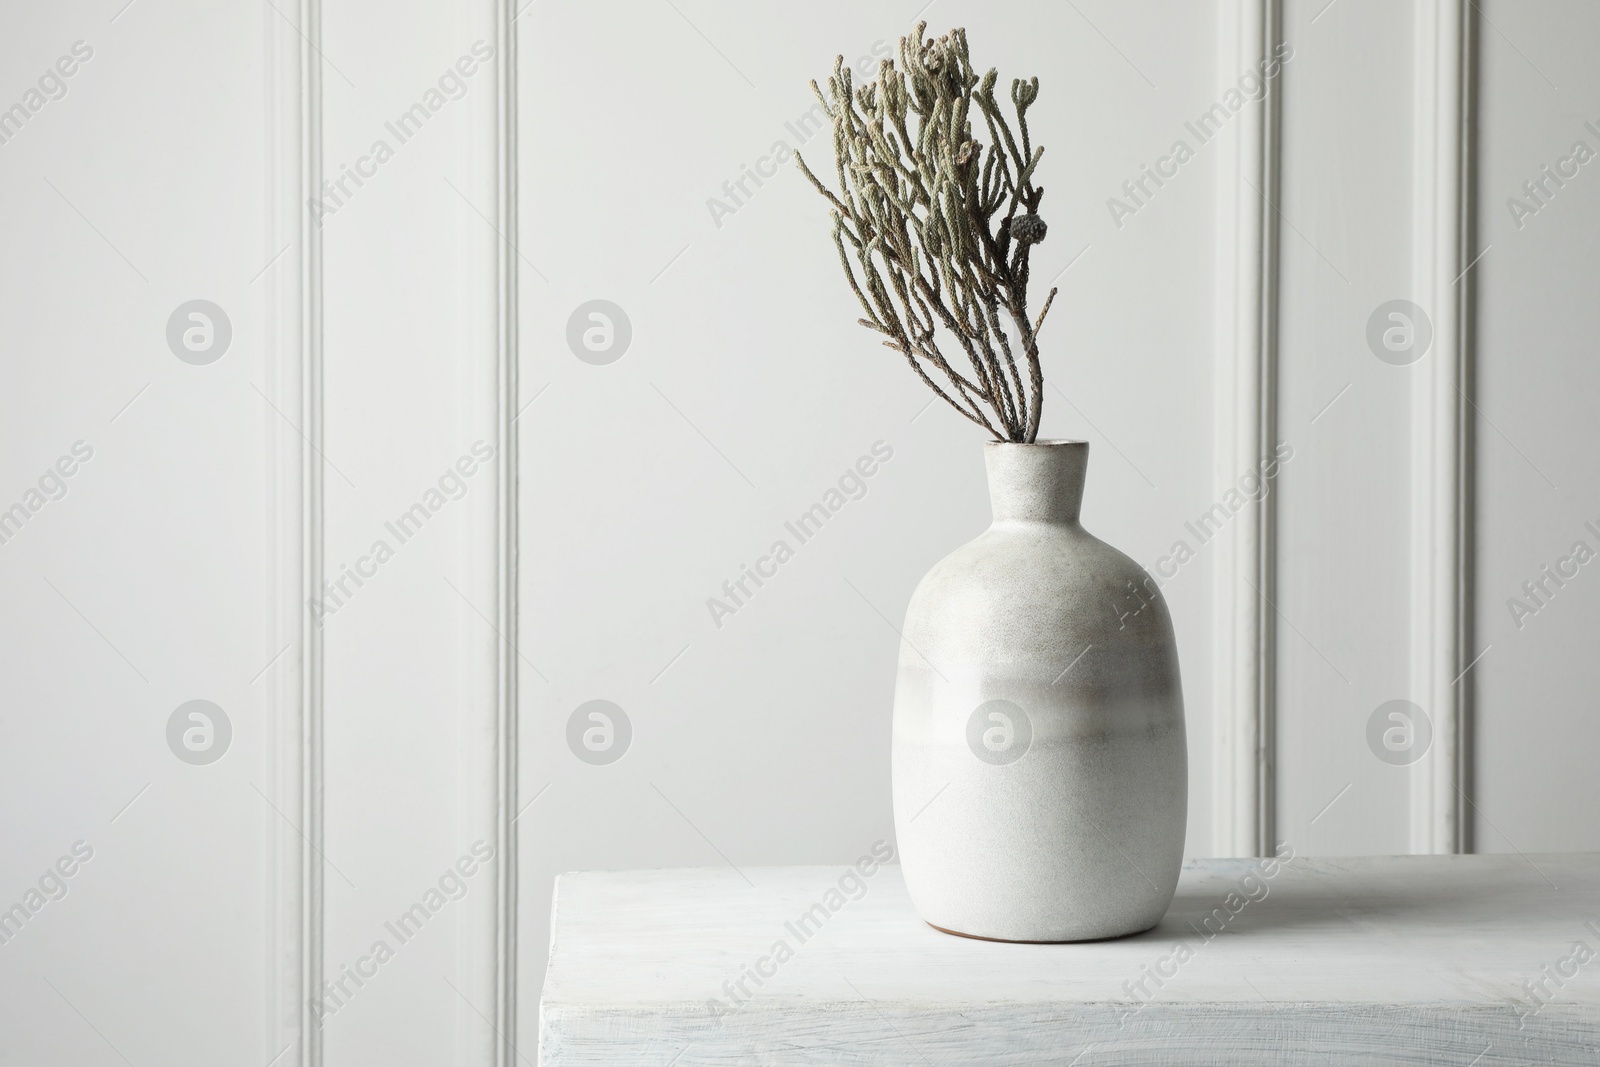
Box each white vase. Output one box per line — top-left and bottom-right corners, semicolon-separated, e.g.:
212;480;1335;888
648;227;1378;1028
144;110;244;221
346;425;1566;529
891;440;1187;941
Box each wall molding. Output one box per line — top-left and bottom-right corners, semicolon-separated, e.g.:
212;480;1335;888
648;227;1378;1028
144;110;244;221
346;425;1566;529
1212;0;1282;859
265;1;323;1064
269;6;521;1061
301;5;326;1063
297;0;326;1060
1410;0;1477;855
492;0;522;1060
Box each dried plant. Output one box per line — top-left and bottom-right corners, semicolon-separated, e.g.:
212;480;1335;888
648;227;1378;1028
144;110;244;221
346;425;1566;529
796;24;1057;443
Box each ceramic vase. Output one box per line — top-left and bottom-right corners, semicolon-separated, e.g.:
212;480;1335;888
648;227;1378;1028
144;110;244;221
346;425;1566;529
891;440;1187;941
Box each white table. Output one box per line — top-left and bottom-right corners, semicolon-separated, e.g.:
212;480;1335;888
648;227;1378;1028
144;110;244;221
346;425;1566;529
540;853;1600;1065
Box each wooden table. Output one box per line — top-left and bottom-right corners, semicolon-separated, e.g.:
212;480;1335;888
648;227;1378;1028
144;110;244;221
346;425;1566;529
540;853;1600;1065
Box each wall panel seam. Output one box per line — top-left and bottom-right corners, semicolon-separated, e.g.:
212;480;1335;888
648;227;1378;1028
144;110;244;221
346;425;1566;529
1410;0;1474;856
1212;0;1282;858
1456;0;1477;856
494;0;521;1060
298;0;325;1060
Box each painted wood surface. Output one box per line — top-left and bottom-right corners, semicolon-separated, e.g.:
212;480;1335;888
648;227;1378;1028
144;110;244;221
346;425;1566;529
541;853;1600;1065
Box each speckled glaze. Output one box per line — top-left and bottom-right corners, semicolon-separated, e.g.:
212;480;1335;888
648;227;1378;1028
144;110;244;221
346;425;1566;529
891;440;1187;942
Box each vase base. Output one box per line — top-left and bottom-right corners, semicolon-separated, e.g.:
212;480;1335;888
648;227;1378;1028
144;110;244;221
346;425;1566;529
925;919;1159;945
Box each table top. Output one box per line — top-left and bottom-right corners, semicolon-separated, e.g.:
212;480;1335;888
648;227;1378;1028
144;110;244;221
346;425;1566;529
540;852;1600;1065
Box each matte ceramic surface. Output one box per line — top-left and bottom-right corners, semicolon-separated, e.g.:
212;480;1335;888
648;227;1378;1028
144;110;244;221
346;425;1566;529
891;441;1187;941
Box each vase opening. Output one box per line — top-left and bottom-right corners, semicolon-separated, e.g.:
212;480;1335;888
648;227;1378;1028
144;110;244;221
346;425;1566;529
983;439;1089;525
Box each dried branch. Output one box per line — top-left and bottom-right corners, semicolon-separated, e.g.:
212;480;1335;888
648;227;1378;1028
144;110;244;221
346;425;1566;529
795;24;1056;442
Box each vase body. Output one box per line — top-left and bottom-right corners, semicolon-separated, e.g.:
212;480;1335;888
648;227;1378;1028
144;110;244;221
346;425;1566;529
891;440;1186;941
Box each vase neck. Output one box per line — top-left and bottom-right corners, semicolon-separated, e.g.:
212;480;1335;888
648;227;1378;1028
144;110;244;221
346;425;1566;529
984;441;1088;525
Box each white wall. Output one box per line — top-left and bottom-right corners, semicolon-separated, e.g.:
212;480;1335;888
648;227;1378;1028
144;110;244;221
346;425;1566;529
1270;0;1600;859
0;2;516;1065
318;2;510;1063
1474;0;1600;853
0;4;281;1064
1273;0;1422;856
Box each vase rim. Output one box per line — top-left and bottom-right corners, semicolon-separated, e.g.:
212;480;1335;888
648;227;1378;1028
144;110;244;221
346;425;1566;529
984;438;1088;448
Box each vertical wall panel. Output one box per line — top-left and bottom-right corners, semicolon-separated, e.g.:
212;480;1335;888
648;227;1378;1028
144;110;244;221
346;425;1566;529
1473;0;1600;854
317;3;513;1062
1273;0;1419;856
0;4;299;1065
